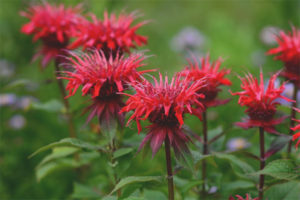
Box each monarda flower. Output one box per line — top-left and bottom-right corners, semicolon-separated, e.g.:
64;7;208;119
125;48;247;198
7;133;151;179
69;11;147;58
231;71;292;133
229;194;258;200
267;27;300;87
121;74;206;157
180;55;231;108
20;3;83;67
292;108;300;148
60;50;151;127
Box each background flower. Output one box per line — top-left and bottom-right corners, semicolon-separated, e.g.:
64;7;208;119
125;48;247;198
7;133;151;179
231;72;292;133
69;11;147;58
20;2;83;67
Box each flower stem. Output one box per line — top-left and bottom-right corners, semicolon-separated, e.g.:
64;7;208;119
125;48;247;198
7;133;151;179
54;60;76;138
287;83;298;155
259;127;265;200
165;137;174;200
202;110;208;195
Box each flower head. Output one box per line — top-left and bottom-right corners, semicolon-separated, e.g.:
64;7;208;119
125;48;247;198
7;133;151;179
180;54;231;107
267;27;300;87
229;194;258;200
292;107;300;148
69;11;147;58
231;71;292;133
60;50;151;127
121;74;206;157
20;2;83;67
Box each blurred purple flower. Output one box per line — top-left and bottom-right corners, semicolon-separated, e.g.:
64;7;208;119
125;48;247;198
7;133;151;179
0;94;17;107
15;96;38;110
0;60;15;78
226;138;250;151
260;26;280;45
9;114;26;130
170;26;206;54
208;186;218;194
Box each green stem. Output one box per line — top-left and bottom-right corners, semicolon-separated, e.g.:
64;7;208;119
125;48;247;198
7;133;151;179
54;60;76;138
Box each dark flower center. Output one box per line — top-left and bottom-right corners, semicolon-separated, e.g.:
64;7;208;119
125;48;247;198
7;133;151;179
42;33;69;49
197;85;219;103
247;106;276;122
149;107;180;127
285;59;300;76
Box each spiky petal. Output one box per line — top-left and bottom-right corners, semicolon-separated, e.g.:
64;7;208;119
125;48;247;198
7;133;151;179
60;50;151;126
180;54;231;107
291;107;300;148
69;11;148;57
231;71;292;133
267;27;300;87
121;74;206;157
229;194;259;200
20;2;83;67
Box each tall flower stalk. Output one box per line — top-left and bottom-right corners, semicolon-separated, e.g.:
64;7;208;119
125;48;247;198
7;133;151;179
122;74;206;199
179;55;231;194
231;71;292;198
20;2;83;138
267;26;300;155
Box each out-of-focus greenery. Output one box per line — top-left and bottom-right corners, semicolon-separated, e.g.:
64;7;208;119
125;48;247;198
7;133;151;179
0;0;300;199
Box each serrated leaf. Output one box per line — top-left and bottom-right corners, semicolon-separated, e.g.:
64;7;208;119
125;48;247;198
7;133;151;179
113;148;133;159
29;138;106;158
110;176;161;195
254;159;299;180
71;183;101;198
31;99;64;112
265;181;300;200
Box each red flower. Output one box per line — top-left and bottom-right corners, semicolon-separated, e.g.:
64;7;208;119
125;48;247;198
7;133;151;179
121;74;206;157
292;107;300;148
267;27;300;87
69;11;148;58
60;50;152;127
231;71;292;133
180;54;231;107
20;3;83;67
229;194;258;200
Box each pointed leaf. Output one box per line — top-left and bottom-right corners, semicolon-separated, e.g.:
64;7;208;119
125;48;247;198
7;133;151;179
110;176;161;195
265;135;292;159
71;183;101;198
31;99;64;112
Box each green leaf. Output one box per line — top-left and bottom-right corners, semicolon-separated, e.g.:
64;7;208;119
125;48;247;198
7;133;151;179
36;158;78;181
181;180;203;194
265;181;300;200
215;153;255;177
3;79;33;90
29;138;106;158
254;159;299;180
110;176;161;195
31;99;64;112
222;180;255;191
113;148;133;159
71;183;101;198
37;146;79;167
144;190;167;200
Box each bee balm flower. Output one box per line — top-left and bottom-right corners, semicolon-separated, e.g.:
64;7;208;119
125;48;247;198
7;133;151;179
292;108;300;148
229;194;258;200
20;3;83;67
60;50;152;127
122;74;206;157
180;55;231;107
69;11;147;58
231;72;292;133
267;27;300;87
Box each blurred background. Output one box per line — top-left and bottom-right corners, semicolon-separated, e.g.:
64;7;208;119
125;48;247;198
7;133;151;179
1;0;300;199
